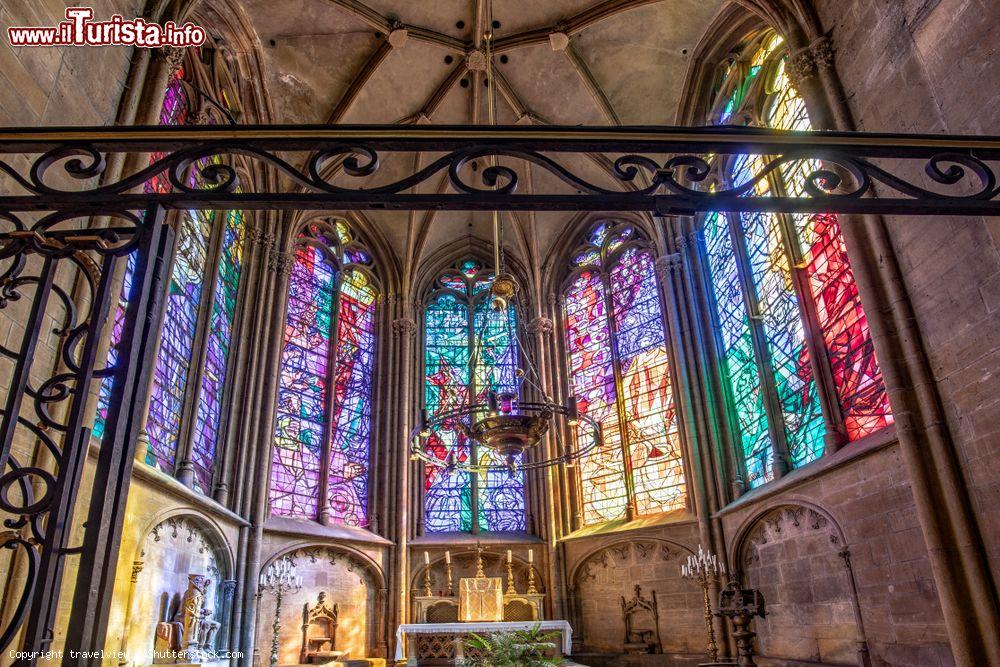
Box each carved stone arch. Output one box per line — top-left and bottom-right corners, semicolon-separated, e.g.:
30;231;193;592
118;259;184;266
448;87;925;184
262;541;387;592
567;537;695;588
728;497;848;575
567;537;702;655
122;510;236;662
728;499;865;665
136;508;235;579
260;542;388;659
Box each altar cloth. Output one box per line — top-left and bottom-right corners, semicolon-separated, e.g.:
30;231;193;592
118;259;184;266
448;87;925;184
394;620;573;660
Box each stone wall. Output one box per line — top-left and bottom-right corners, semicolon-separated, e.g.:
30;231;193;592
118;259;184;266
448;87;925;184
738;506;857;665
126;515;231;664
814;0;1000;587
253;544;380;665
564;521;706;659
0;0;139;126
720;440;953;666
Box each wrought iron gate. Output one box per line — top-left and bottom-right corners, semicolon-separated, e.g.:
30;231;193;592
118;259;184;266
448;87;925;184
0;124;998;664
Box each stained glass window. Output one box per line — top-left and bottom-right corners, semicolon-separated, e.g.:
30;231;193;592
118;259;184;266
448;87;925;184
95;61;249;498
423;260;525;533
270;221;377;526
94;71;188;440
701;31;893;489
564;222;685;524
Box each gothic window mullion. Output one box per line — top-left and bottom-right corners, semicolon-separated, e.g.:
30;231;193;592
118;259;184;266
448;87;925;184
467;286;482;534
723;209;792;479
210;212;251;502
598;266;639;521
317;262;343;525
558;293;587;531
767;172;849;454
696;226;754;493
174;209;226;489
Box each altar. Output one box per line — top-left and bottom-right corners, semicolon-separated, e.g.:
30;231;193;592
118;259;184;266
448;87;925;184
399;544;573;665
395;620;573;665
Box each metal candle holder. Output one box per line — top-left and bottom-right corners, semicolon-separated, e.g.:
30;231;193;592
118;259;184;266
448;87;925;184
259;557;302;667
506;551;517;595
681;545;726;663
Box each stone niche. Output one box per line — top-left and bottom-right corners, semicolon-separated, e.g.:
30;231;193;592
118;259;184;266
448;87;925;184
256;546;381;664
738;505;858;665
572;540;704;656
125;515;233;665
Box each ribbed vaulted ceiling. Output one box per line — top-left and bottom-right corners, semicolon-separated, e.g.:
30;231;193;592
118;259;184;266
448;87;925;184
240;0;726;274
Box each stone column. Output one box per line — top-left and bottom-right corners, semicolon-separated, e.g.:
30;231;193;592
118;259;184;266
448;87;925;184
216;579;237;653
393;314;417;643
236;237;293;666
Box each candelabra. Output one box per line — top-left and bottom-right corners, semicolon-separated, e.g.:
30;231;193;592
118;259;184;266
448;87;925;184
422;552;433;597
526;548;537;594
681;545;726;663
259;558;302;667
717;583;767;667
505;550;517;595
445;551;454;596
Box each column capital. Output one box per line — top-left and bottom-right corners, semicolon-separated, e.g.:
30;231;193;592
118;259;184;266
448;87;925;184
392;317;417;338
157;45;186;70
527;316;555;337
268;249;295;277
131;560;145;583
786;36;835;88
655;253;683;279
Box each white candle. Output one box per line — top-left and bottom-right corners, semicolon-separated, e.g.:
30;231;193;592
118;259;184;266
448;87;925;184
445;550;451;564
507;549;512;563
528;549;534;564
424;551;430;565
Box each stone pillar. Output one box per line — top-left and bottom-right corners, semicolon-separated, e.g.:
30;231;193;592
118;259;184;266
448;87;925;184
393;314;417;644
236;234;292;666
216;579;237;653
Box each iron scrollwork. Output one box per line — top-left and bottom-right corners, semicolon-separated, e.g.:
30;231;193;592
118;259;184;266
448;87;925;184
0;126;997;215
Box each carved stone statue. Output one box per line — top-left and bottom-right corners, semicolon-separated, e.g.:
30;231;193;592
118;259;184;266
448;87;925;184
154;574;222;663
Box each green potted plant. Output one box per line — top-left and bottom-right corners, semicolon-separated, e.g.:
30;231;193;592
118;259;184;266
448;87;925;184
463;624;564;667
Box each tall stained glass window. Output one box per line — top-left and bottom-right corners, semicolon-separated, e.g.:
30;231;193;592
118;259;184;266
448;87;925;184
94;70;189;440
563;222;686;525
95;58;249;497
270;220;378;526
702;31;893;490
423;260;524;533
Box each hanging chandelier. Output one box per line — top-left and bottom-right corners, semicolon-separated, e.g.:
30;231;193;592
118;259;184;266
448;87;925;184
408;3;603;476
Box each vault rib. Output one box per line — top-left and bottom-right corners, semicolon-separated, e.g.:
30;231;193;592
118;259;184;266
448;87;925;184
493;0;665;52
563;41;621;125
326;38;395;124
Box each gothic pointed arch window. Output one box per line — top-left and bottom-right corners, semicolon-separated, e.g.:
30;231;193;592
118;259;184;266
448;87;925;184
700;30;893;490
422;259;525;533
562;221;686;525
94;45;250;497
270;219;379;526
